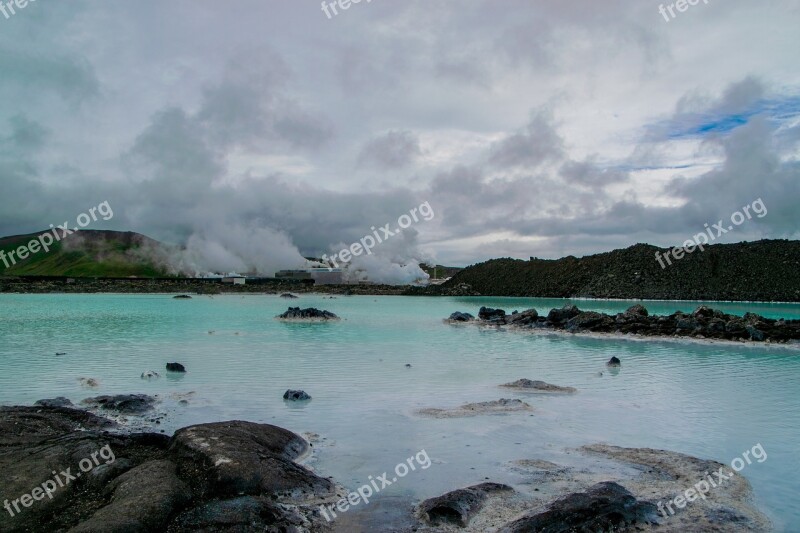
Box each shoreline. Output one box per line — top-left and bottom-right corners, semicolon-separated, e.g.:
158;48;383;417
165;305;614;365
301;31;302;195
4;280;800;305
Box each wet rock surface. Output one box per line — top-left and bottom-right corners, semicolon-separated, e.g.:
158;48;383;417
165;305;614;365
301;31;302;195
417;399;533;418
447;304;800;343
0;406;334;533
500;379;576;393
277;307;339;320
497;481;658;532
284;389;312;401
419;482;513;527
82;394;157;414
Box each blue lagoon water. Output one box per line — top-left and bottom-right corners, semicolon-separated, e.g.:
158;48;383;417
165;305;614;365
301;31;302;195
1;294;799;530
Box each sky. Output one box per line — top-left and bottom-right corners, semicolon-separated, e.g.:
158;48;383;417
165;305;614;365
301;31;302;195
0;0;798;280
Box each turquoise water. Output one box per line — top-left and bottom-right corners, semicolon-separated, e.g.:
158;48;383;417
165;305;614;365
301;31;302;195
1;294;799;531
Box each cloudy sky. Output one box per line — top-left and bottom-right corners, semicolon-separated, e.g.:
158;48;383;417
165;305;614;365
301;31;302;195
1;0;798;278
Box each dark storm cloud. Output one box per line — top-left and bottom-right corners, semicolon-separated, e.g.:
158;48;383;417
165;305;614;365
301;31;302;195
358;130;423;169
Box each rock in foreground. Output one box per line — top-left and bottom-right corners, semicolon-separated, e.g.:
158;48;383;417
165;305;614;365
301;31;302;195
498;481;658;532
0;406;335;533
419;482;513;527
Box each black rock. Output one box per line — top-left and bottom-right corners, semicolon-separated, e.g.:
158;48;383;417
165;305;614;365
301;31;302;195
566;311;615;332
280;293;299;299
34;397;74;408
507;309;539;326
478;307;507;323
420;482;513;527
625;304;649;317
283;390;311;401
277;307;339;320
607;356;621;367
448;311;475;322
166;362;187;372
173;294;193;299
546;305;581;323
83;394;157;414
498;481;658;532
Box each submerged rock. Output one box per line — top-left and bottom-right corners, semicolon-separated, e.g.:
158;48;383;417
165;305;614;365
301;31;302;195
283;390;311;401
141;370;160;379
276;307;339;320
83;394;157;414
498;481;658;532
420;482;513;527
607;356;622;367
500;379;577;393
417;399;533;418
166;362;187;372
280;293;299;299
173;294;193;299
34;396;74;408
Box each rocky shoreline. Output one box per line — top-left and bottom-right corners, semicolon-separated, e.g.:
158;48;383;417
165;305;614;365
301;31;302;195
0;403;771;532
446;304;800;344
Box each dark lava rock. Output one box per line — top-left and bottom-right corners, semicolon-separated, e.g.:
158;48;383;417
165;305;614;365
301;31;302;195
607;356;621;367
280;293;299;299
420;482;513;527
173;294;193;299
693;305;715;318
169;496;306;532
0;405;335;532
566;311;615;332
283;390;311;401
449;305;800;343
448;311;475;322
746;325;766;341
169;421;334;499
166;362;186;372
625;304;649;317
498;481;658;532
546;305;581;324
478;307;507;323
500;379;576;393
70;460;191;533
277;307;339;320
34;396;74;408
83;394;157;414
507;309;539;325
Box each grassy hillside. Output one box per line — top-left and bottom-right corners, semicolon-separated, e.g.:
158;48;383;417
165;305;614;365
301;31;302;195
0;230;175;277
435;240;800;302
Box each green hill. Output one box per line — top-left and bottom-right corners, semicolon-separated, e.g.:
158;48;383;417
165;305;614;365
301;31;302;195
0;230;176;277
